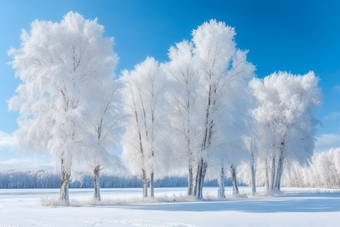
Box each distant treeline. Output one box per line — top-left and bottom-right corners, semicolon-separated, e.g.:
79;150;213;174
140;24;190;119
0;170;232;189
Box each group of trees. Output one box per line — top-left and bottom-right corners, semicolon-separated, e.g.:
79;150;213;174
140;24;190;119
237;148;340;189
9;12;124;204
3;146;339;190
8;12;323;205
281;148;340;188
0;170;225;189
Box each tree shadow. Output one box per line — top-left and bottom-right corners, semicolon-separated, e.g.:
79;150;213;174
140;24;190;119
99;192;340;213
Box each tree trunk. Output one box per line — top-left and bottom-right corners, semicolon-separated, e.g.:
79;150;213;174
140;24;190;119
265;158;270;192
276;157;284;191
60;158;70;205
217;164;225;198
142;169;148;198
199;160;208;199
195;159;202;199
250;162;256;195
230;164;239;195
270;157;276;191
187;165;193;196
193;164;199;197
93;165;101;201
196;158;208;199
149;171;154;198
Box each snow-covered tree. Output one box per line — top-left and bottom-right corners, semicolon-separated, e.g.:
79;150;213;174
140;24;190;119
163;40;200;196
237;148;340;189
250;71;322;192
88;80;126;201
8;12;118;204
121;57;168;198
191;20;255;199
281;148;340;188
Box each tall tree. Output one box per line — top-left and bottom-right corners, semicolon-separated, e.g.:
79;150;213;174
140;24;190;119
163;40;200;196
8;12;118;204
250;71;322;192
192;20;255;199
121;57;168;198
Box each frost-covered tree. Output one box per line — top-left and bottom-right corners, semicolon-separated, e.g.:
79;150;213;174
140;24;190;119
237;148;340;189
88;80;126;201
250;71;322;192
191;20;255;199
8;12;118;204
163;40;200;196
281;148;340;188
121;57;168;198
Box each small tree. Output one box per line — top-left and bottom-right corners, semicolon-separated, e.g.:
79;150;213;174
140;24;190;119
89;80;126;201
8;12;117;204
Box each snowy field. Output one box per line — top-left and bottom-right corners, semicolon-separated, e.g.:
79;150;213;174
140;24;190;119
0;187;339;227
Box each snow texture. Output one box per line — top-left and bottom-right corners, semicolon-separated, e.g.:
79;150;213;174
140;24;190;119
0;187;339;227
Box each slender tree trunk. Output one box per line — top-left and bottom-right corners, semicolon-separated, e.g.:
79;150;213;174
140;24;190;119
218;164;225;198
250;162;256;195
186;106;193;197
187;165;193;196
142;169;148;198
93;164;101;201
195;159;202;199
265;158;270;192
250;139;257;195
200;161;208;198
193;164;199;197
196;74;213;200
274;140;285;191
149;171;154;198
196;158;208;199
60;158;70;205
276;157;284;191
230;164;239;195
270;157;276;191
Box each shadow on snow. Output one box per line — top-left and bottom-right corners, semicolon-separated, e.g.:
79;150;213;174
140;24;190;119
97;192;340;213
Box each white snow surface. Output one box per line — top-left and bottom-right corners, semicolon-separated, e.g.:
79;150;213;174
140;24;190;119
1;186;339;227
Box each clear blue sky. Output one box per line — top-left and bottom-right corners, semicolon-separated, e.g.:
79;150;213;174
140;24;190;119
0;0;339;170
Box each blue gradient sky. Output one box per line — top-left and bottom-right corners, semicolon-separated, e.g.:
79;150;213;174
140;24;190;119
0;0;339;170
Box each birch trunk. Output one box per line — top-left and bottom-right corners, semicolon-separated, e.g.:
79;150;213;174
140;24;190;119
93;165;101;201
265;158;270;192
187;165;193;196
196;71;213;199
276;157;284;191
250;139;257;195
276;140;285;191
217;164;225;198
195;159;202;199
200;161;208;198
250;162;256;195
193;164;199;197
60;158;70;205
270;157;276;191
231;164;239;195
142;169;148;198
149;172;154;198
196;158;207;199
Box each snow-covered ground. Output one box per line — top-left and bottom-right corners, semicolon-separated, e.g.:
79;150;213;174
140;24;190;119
1;186;339;227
